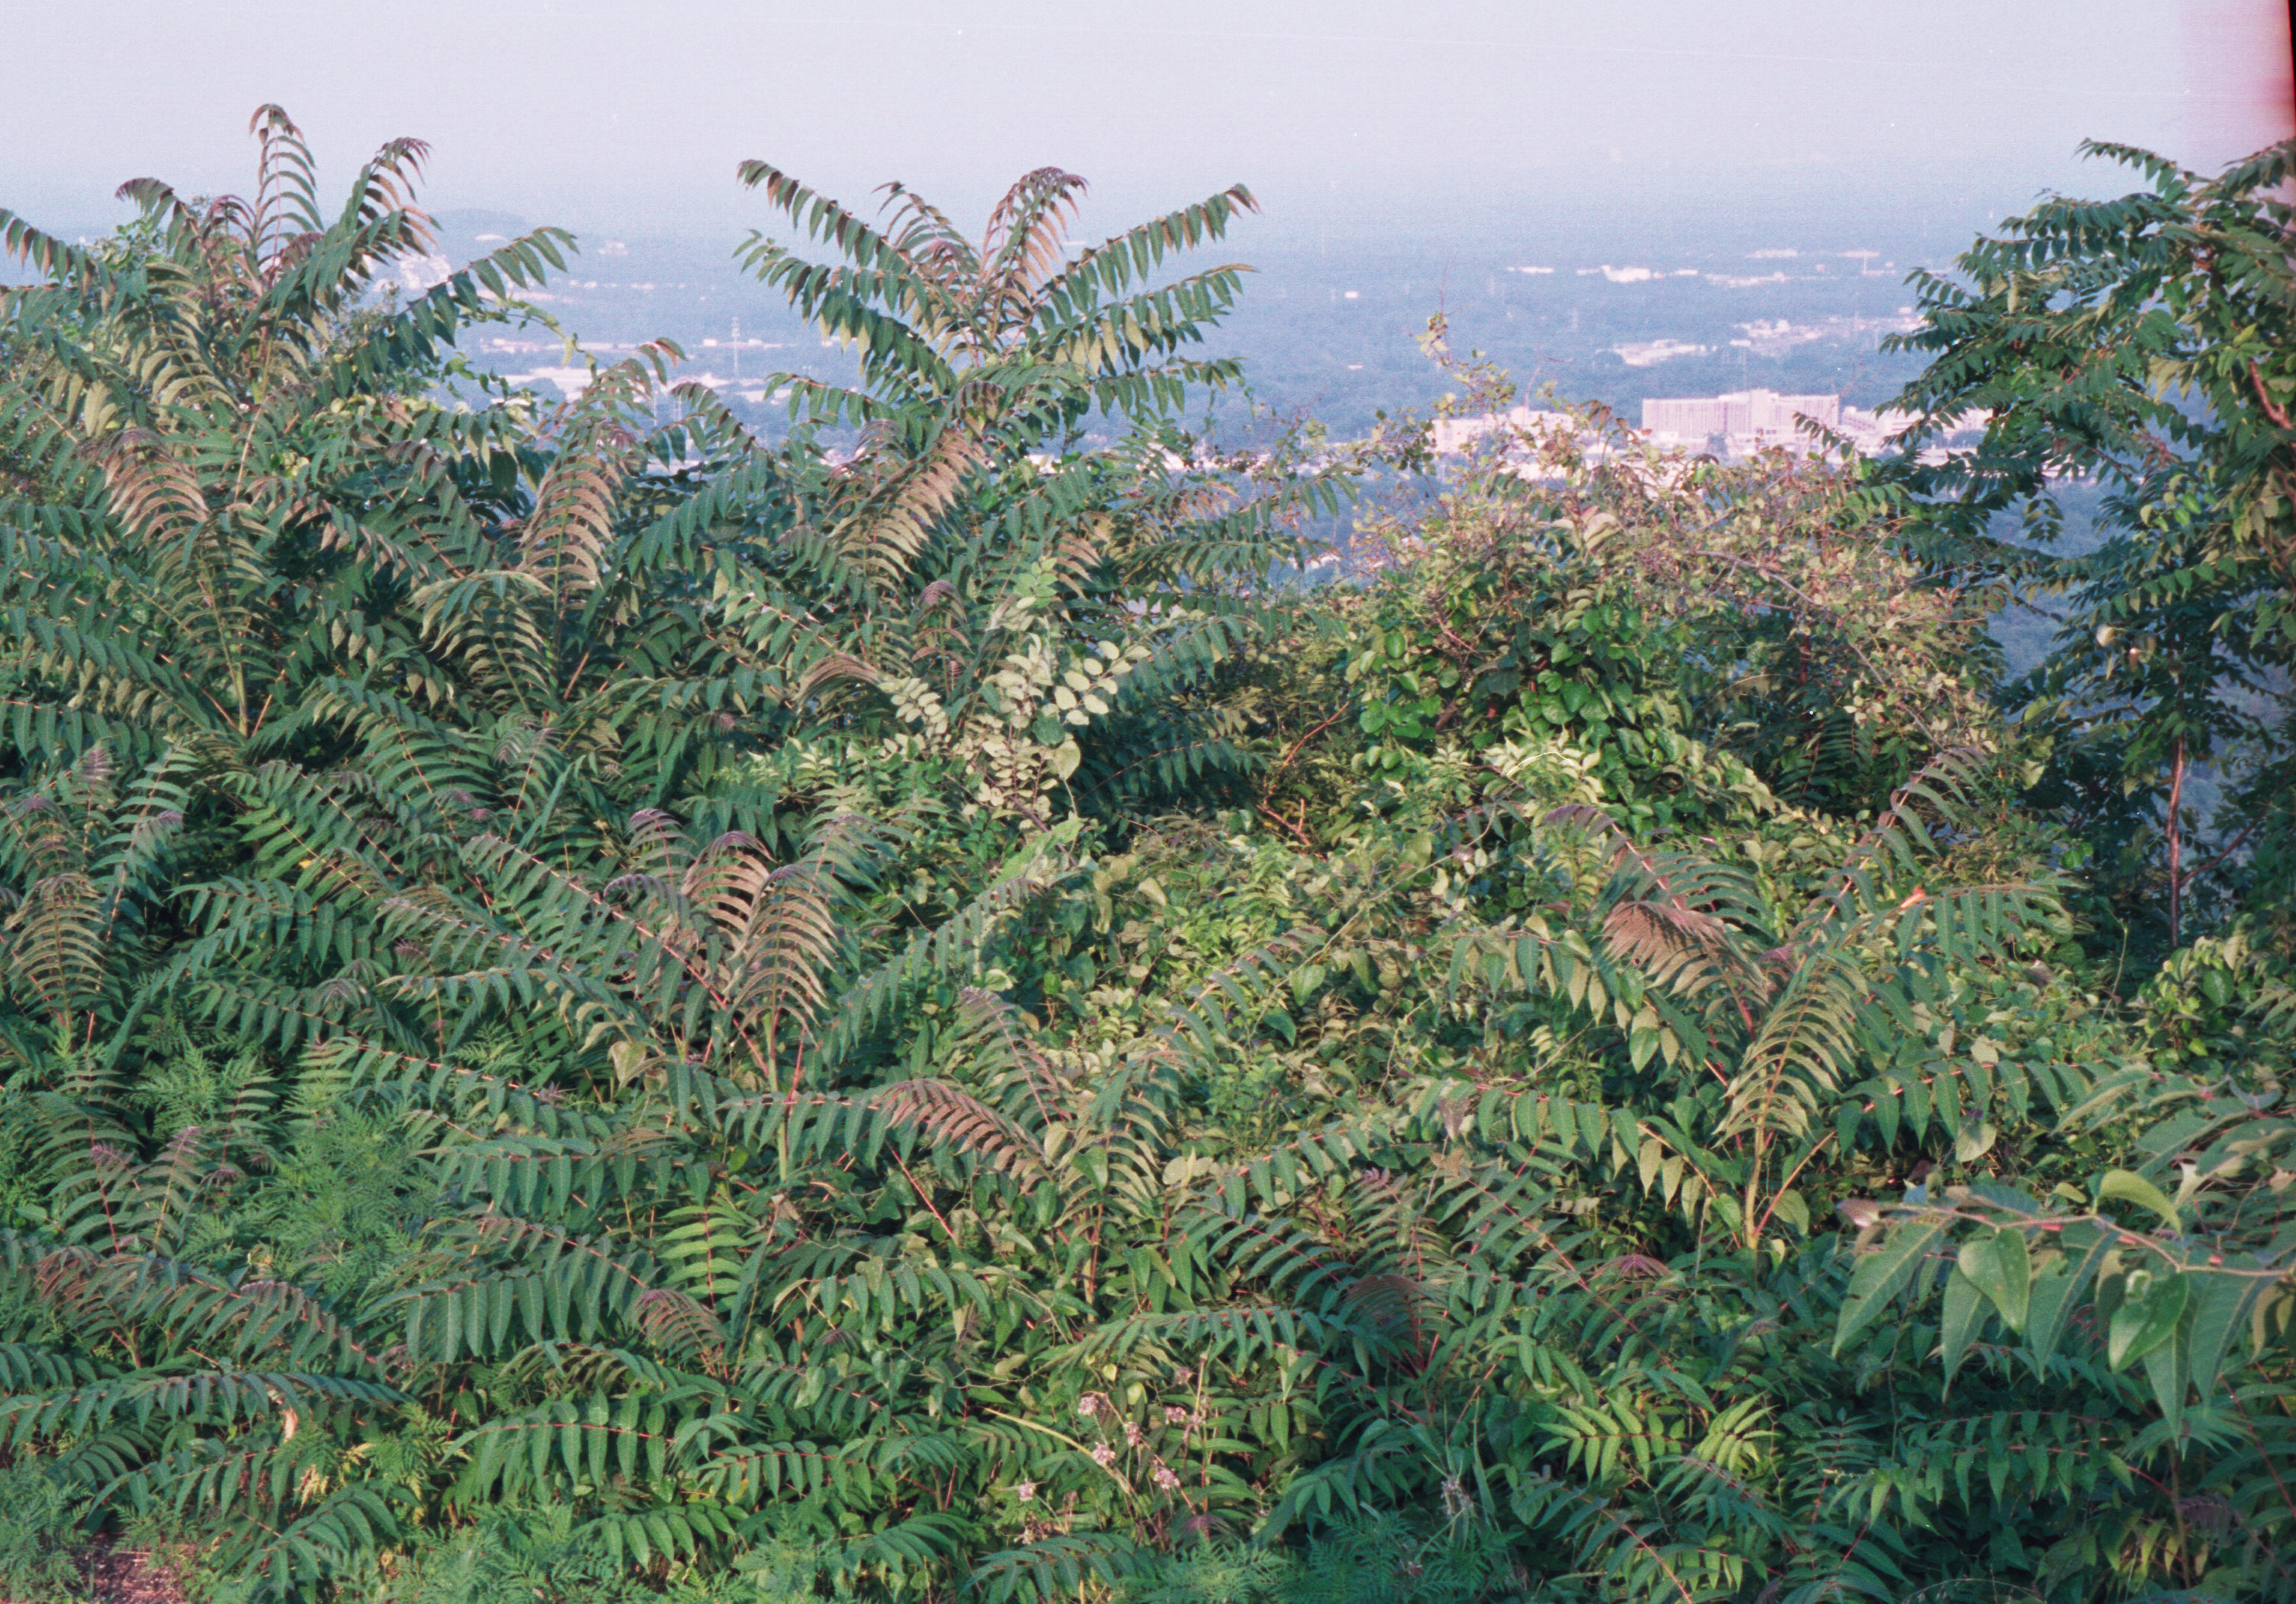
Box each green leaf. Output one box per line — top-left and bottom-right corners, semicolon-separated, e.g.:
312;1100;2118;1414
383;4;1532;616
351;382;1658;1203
2186;1267;2273;1401
1835;1218;1949;1355
1940;1266;1985;1389
1958;1228;2031;1333
609;1040;648;1087
2023;1228;2115;1379
1771;1189;1811;1236
2107;1270;2188;1371
2098;1169;2181;1232
2140;1323;2188;1433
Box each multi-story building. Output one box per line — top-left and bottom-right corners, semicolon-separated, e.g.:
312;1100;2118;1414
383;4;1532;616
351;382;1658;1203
1430;405;1574;456
1642;390;1841;447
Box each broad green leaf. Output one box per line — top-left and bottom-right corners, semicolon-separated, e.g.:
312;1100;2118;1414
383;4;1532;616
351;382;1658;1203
1940;1266;1985;1389
2257;1289;2296;1361
2098;1169;2181;1231
609;1040;649;1087
2107;1270;2188;1371
2186;1267;2274;1401
1959;1228;2031;1333
1772;1189;1811;1236
2023;1228;2115;1380
2140;1323;2188;1434
1835;1218;1949;1355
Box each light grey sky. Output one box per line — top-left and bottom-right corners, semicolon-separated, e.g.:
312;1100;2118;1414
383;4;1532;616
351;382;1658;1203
2;1;2288;241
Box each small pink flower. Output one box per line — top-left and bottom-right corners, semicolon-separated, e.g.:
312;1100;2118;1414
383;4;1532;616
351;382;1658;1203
1152;1462;1182;1491
1090;1442;1116;1466
1015;1481;1036;1503
1164;1406;1189;1425
1076;1395;1101;1418
1123;1421;1144;1447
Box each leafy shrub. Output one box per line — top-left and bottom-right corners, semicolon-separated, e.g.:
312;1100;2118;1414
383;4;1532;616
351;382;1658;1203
0;1456;82;1600
0;109;2289;1604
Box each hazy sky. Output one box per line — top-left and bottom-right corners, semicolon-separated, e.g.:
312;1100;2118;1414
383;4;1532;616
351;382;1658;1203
2;1;2289;245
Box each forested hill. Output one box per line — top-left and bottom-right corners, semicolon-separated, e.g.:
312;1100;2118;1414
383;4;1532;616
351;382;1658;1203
0;111;2292;1604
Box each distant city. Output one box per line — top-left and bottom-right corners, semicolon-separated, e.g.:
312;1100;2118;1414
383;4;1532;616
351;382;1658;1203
373;209;1971;442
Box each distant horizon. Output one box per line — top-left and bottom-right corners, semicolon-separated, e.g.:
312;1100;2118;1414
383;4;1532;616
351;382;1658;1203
15;142;2268;249
20;165;2189;290
5;1;2286;257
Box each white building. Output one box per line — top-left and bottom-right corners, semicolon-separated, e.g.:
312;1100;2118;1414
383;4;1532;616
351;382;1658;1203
1641;390;1841;449
1639;394;1992;459
1430;406;1576;456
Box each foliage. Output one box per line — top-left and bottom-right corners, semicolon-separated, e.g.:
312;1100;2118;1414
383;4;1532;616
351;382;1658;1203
0;1455;83;1598
1879;136;2296;957
0;113;2289;1604
1311;322;2009;846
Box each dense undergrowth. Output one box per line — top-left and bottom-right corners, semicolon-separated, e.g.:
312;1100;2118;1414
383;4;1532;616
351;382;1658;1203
0;109;2292;1603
